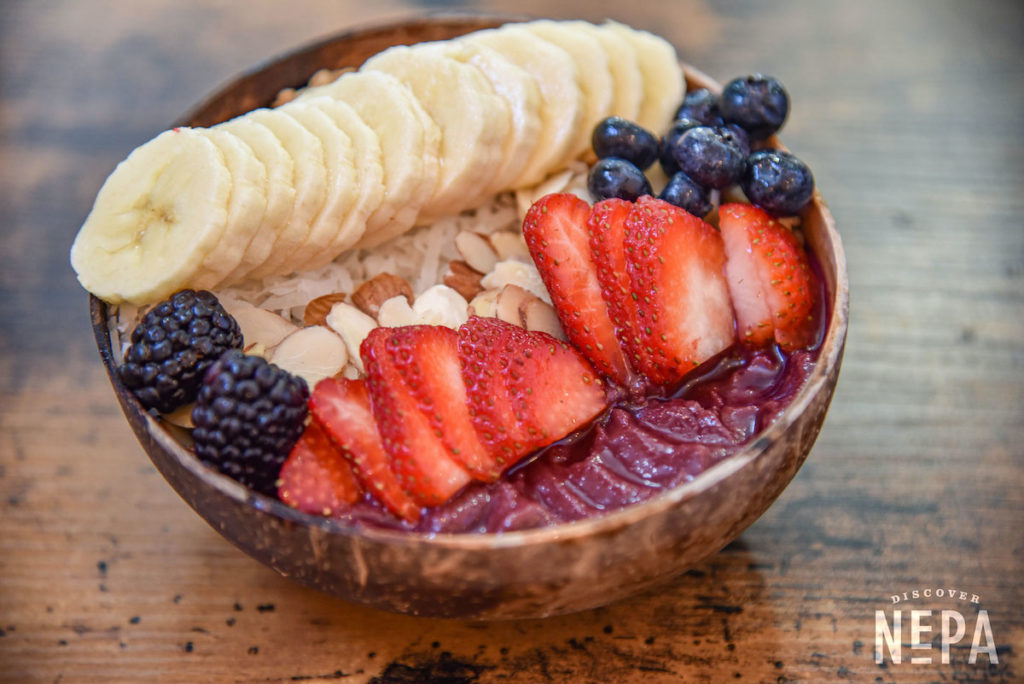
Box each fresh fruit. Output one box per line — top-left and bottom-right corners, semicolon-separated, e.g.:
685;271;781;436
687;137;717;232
588;158;652;201
277;420;361;516
657;117;703;176
522;193;630;384
658;171;713;217
192;350;309;496
718;74;789;141
602;20;684;136
310;377;421;521
718;203;818;349
624;197;736;385
567;20;643;123
458;316;608;459
673;88;723;127
671;126;746;190
591;116;658;169
361;327;473;505
586;197;639;372
741;149;815;217
119;289;243;413
69;128;233;304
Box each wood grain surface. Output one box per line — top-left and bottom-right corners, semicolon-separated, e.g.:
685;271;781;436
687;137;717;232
1;0;1021;682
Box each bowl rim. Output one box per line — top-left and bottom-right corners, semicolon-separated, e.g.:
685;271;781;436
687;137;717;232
90;14;850;552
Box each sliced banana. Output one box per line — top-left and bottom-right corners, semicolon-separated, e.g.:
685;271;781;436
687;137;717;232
192;128;268;290
521;20;614;165
213;117;297;286
303;71;441;248
602;20;684;135
274;101;359;275
362;45;511;221
70;128;231;304
240;108;328;279
570;20;643;122
303;97;385;269
463;25;583;188
416;40;542;198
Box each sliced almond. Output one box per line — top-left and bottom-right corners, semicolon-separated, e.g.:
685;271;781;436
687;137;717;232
269;325;348;389
308;68;342;88
495;284;532;327
412;285;469;329
324;302;377;373
303;292;348;327
377;295;419;328
351;272;413;319
443;260;484;301
488;231;531;262
468;289;500;318
481;259;551;303
218;297;298;350
272;87;297;107
162;403;195;429
455;230;498;274
521;297;566;341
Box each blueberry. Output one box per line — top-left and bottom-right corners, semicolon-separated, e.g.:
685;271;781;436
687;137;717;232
719;74;789;141
741;149;815;216
674;88;723;126
658;117;703;176
721;123;751;157
672;126;746;190
592;116;659;170
588;158;652;201
658;172;712;217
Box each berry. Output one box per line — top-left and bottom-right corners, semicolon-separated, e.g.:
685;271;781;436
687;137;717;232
591;116;659;170
741;149;815;216
587;158;652;202
718;74;789;141
118;289;242;413
673;126;746;190
673;88;723;126
277;421;362;516
523;193;630;385
587;198;640;377
192;350;308;496
361;327;472;506
624;197;736;385
658;117;703;176
722;123;751;158
310;377;420;522
658;171;712;217
719;203;818;350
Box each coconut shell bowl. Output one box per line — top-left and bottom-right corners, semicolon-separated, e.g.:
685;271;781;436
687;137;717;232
89;15;849;620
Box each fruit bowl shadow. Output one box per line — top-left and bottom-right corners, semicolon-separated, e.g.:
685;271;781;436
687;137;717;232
89;15;848;620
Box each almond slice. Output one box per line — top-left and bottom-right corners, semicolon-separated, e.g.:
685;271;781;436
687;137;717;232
303;292;348;327
443;260;484;301
455;230;498;274
468;289;500;318
481;259;551;303
269;325;348;389
412;285;469;329
377;295;419;328
488;231;531;262
351;272;413;318
495;284;532;327
325;302;377;373
521;297;566;341
218;297;298;350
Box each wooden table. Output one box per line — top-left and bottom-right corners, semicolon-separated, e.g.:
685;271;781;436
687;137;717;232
2;1;1021;681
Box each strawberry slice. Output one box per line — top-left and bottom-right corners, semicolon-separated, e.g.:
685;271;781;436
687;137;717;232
624;196;736;385
277;420;361;516
361;327;472;506
523;193;630;386
309;377;420;522
587;197;641;374
719;203;818;350
384;325;499;482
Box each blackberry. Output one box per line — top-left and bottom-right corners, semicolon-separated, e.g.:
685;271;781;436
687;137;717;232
192;350;309;496
119;289;243;413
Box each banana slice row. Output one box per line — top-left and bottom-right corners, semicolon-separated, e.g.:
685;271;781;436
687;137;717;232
71;20;683;305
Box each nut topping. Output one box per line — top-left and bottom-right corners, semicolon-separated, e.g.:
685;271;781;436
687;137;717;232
351;273;413;319
303;292;348;327
443;260;484;301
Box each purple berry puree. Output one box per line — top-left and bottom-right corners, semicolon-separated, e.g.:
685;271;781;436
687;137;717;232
337;258;829;535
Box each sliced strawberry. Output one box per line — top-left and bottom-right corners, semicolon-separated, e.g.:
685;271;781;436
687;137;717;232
523;193;630;385
587;197;641;374
458;316;534;470
719;203;818;350
309;377;420;522
384;325;499;482
624;196;736;385
361;327;472;506
278;420;361;516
